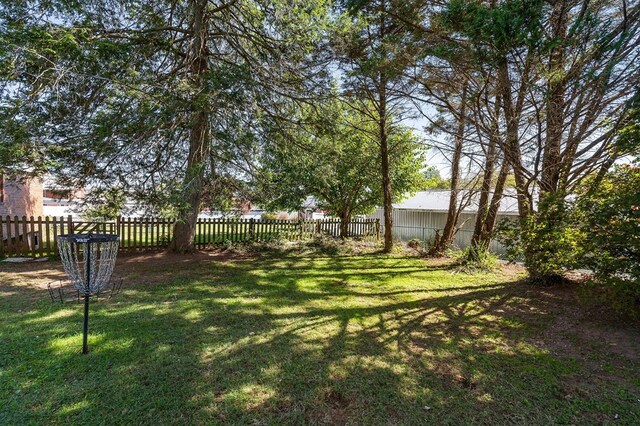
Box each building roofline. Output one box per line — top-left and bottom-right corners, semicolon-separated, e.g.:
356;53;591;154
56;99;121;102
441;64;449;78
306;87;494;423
391;207;520;215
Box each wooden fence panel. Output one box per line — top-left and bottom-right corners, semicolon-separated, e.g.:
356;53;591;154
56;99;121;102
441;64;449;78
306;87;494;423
1;216;379;258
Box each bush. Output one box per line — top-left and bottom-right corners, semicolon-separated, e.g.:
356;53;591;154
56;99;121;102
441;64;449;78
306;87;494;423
496;165;639;314
454;241;498;272
574;165;640;315
497;192;583;284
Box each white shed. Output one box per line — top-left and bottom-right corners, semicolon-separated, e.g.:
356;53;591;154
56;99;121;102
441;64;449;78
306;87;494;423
367;190;520;253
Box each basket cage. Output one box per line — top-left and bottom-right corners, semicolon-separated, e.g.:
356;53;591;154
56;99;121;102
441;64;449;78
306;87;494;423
57;234;119;296
47;278;124;304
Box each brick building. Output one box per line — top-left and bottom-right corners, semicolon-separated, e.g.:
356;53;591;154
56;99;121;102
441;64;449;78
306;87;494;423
0;175;43;218
1;175;43;252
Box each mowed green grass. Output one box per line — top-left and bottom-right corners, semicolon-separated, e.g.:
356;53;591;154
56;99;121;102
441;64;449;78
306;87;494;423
1;251;639;425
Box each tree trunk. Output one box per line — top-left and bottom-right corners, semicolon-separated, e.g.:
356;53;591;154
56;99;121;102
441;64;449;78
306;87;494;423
498;61;530;218
430;82;467;255
476;160;510;247
471;94;501;246
471;144;496;246
379;78;393;253
339;212;351;239
541;0;567;195
171;0;210;253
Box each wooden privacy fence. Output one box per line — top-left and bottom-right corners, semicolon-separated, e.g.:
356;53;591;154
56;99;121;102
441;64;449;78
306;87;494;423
0;216;380;258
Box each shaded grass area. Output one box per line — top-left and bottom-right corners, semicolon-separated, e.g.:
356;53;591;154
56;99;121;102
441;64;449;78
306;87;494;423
1;251;639;425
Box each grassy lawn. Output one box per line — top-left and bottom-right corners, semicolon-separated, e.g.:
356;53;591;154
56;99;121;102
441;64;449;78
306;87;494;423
1;248;639;424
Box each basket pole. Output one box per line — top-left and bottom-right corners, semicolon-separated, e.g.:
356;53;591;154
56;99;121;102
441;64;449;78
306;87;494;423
82;242;91;354
82;294;90;354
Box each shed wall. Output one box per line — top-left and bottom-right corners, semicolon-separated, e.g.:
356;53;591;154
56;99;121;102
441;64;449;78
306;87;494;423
367;208;516;254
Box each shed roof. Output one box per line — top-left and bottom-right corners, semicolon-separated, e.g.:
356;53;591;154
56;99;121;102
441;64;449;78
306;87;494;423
393;190;520;214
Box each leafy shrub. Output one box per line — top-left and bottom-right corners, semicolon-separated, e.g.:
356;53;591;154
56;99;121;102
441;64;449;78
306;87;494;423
574;165;640;315
497;192;583;284
454;241;498;272
496;165;640;314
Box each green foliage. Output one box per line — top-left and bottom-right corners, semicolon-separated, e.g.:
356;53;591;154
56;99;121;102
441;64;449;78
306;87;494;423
260;212;279;221
455;242;499;273
436;0;544;60
0;0;334;212
422;165;449;189
616;91;640;158
497;193;582;283
497;163;639;314
257;99;426;221
575;165;640;315
82;188;127;221
338;0;427;81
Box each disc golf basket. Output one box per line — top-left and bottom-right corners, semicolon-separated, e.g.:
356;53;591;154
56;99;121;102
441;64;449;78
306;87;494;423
56;234;120;354
47;277;124;303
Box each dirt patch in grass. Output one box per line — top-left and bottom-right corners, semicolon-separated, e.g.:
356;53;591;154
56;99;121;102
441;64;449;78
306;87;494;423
497;278;640;391
117;248;249;264
0;249;251;288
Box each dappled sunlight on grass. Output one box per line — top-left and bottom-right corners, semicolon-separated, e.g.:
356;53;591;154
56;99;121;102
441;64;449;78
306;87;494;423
58;400;90;416
26;308;77;324
1;252;639;424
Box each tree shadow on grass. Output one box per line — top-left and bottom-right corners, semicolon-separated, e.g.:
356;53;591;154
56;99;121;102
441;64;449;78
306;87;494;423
1;254;638;425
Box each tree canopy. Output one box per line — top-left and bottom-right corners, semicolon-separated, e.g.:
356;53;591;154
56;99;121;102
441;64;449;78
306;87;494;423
0;0;638;293
256;99;426;237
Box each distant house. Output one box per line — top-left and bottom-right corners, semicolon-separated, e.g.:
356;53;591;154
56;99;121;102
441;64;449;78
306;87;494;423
298;196;327;220
368;189;519;253
0;175;43;218
0;175;43;251
42;187;84;219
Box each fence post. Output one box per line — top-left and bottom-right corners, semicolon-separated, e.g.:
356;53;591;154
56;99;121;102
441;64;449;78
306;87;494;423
375;219;380;241
249;218;255;241
67;215;74;235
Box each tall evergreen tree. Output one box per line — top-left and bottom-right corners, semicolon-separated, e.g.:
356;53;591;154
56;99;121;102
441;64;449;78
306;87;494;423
437;0;640;279
335;0;426;252
0;0;333;252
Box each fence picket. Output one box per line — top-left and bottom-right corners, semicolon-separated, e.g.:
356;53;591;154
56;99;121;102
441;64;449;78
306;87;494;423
0;216;378;258
4;216;11;256
0;216;4;258
36;216;43;257
29;216;36;257
144;217;149;249
148;217;153;250
136;217;141;251
52;216;60;255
